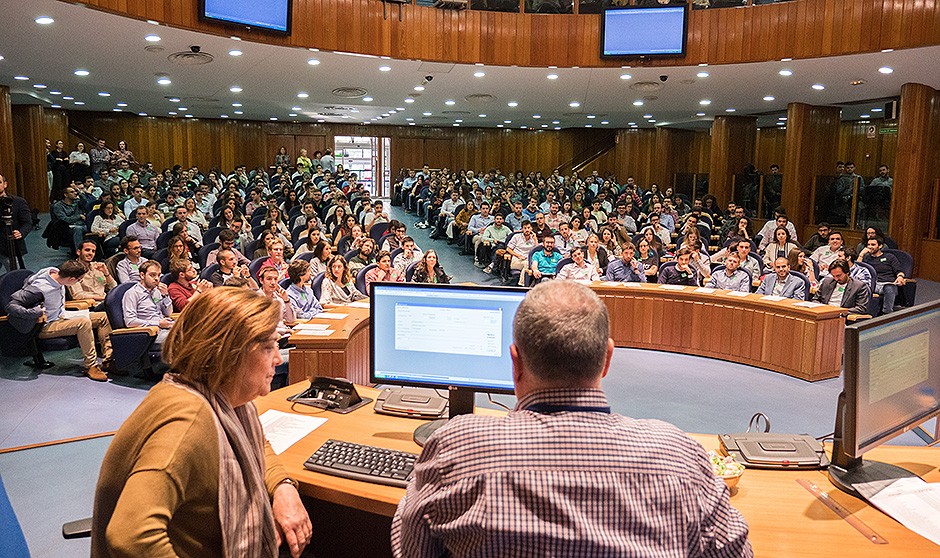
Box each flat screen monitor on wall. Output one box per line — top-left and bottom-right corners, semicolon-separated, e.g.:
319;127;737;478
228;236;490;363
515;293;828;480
201;0;292;34
601;6;688;58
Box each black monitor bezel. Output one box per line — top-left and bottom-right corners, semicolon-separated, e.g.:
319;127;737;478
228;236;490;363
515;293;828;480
369;281;527;395
842;299;940;457
599;5;689;59
199;0;293;36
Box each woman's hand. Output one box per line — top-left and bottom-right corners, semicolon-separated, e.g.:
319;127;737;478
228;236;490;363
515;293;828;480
272;483;312;558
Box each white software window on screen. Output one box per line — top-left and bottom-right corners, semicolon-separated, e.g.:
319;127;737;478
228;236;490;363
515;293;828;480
394;303;502;358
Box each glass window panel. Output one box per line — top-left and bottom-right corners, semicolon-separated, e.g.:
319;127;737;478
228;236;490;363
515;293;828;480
470;0;520;12
856;175;892;232
525;0;572;13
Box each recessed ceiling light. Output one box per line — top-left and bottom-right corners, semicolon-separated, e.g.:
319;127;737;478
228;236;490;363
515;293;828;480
725;108;736;112
696;112;706;117
648;120;656;123
859;119;870;124
547;74;559;80
231;102;242;107
144;34;161;42
860;114;871;118
620;74;632;80
231;36;241;41
533;114;541;119
699;99;711;105
633;100;644;106
697;71;710;78
50;104;61;109
423;112;432;116
270;117;278;121
585;125;592;128
13;76;28;81
33;84;46;89
763;95;775;101
185;114;193;118
363;97;374;102
147;20;160;25
587;114;596;119
307;58;320;66
778;116;787;120
781;58;793;62
74;101;84;105
234;110;243;114
478;114;487;118
228;50;243;56
497;124;504;128
138;112;148;116
878;66;894;74
157;77;172;85
229;86;242;93
453;123;459;127
881;49;894;53
554;126;561;130
569;101;580;107
117;102;128;107
112;108;122;112
508;101;518;107
406;117;414;121
643;114;653;119
445;100;456;106
521;126;528;129
168;111;177;115
779;69;793;76
169;97;181;102
396;107;405;111
50;91;61;95
288;113;298;117
379;65;392;72
504;120;512;124
388;110;397;114
414;85;425;91
178;107;188;111
409;122;415;126
317;119;325;123
872;108;883;112
291;106;301;111
777;122;786;126
698;63;708;67
455;119;463;123
551;120;560;124
98;92;111;97
474;71;485;78
812;83;825;90
220;114;229;118
542;124;548;128
405;97;415;103
62;96;73;100
297;92;309;98
35;16;54;25
74;69;90;77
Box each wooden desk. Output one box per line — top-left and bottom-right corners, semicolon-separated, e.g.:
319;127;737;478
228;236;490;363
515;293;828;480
256;385;940;558
287;284;846;386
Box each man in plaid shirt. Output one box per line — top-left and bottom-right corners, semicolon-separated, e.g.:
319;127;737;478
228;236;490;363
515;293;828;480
392;281;752;558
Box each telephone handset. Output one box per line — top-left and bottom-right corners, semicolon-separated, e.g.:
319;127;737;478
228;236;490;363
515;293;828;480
287;376;372;414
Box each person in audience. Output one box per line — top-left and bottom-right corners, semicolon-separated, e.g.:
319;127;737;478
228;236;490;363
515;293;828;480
802;223;832;253
285;260;324;319
815;259;872;315
263;207;290;238
641;213;672;247
115;236;148;284
393;237;423;276
603;242;645;283
362;199;390;233
636;237;660;281
705;252;750;292
184;197;208;230
529;235;562;285
450;201;475;244
756;257;806;300
466;202;495;262
209;248;257;289
365;250;399;293
206;229;251;267
556;247;600;282
553;221;578;257
412;250;451;284
292;227;324;261
392;280;752;557
600;228;622;258
381;221;408;252
810;230;843;274
123;185;148;218
167;259;212;312
659;247;699;286
253;230;276;260
166;234;194;271
478;213;511;272
69;240;117;307
499;220;538;278
261;239;289;281
126;207;159;258
761;226;800;268
856;226;890;258
757;212;799;251
349;237;377;276
91;200;122;255
584;234;609;277
122;260;174;347
320;255;367;307
94;287;312;558
788;248;818;290
172;206;204;248
309;241;334;276
51;185;87;250
568;215;590;246
841;246;872;286
7;260;114;381
861;236;906;314
256;265;296;329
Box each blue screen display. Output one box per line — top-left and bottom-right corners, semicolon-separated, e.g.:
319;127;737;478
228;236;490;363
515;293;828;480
371;283;527;392
204;0;290;33
602;7;686;56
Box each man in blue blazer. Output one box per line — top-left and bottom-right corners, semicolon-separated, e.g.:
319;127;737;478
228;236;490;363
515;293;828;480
756;257;806;300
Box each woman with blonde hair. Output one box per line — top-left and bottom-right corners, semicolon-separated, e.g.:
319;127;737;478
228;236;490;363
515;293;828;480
92;288;312;557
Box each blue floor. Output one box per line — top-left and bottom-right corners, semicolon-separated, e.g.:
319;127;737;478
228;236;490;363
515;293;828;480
1;208;938;556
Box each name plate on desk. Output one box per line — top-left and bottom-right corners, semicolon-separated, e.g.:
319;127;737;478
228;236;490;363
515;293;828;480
761;295;787;302
660;285;687;291
725;290;751;297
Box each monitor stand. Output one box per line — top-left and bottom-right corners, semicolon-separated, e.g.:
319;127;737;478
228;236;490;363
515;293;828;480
413;387;476;447
828;391;919;498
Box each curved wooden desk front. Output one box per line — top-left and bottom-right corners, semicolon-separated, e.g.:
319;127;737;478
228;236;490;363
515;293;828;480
287;284;846;386
256;385;940;558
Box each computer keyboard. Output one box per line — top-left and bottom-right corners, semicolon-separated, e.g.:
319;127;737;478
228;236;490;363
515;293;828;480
303;439;418;488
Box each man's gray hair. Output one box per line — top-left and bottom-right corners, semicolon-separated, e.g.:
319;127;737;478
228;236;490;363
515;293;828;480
512;281;609;383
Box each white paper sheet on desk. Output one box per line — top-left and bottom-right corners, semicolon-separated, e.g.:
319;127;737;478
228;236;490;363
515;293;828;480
293;323;330;331
602;281;623;287
760;295;786;302
63;308;90;319
659;285;687;291
855;477;940;546
292;330;333;336
316;312;349;320
793;301;824;308
574;279;593;285
725;290;750;297
259;410;327;455
347;301;370;308
694;287;716;294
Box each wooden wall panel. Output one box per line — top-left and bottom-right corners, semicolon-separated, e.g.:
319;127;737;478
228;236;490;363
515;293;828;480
80;0;940;69
10;106;67;211
754;127;787;174
837;120;898;177
709;116;757;205
0;86;15;195
781;103;841;233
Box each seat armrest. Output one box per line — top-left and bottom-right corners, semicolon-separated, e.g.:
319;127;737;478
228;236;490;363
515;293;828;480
65;300;94;310
111;326;159;337
847;314;872;322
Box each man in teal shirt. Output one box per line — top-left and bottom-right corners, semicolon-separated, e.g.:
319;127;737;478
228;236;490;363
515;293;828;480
529;235;562;285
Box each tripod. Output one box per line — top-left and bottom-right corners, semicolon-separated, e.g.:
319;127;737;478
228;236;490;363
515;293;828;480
1;198;25;271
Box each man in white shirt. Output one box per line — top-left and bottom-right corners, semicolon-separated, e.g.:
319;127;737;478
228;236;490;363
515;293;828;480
810;231;844;275
556;247;600;282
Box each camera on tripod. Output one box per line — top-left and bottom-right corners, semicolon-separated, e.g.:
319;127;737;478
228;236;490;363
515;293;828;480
0;195;23;271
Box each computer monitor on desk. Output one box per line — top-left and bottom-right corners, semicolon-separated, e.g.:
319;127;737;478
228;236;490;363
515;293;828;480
370;282;528;445
830;299;940;497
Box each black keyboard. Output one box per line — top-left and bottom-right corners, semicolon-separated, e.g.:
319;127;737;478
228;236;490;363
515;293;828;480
303;439;418;488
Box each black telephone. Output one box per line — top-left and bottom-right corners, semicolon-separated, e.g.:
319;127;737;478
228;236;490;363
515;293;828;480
287;376;372;414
